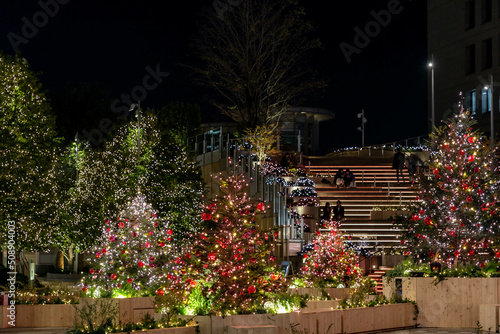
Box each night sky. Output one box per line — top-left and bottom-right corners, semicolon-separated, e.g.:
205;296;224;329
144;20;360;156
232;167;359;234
0;0;427;152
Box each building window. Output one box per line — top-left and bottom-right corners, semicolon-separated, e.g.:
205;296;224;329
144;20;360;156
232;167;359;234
482;38;493;69
481;0;492;23
465;44;476;74
465;0;475;29
482;86;491;114
465;89;477;114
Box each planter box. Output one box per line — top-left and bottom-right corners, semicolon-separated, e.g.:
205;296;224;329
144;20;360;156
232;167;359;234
383;277;500;328
176;303;413;334
288;288;351;300
1;296;156;328
1;303;75;328
114;327;197;334
342;303;415;333
178;312;326;334
304;300;339;310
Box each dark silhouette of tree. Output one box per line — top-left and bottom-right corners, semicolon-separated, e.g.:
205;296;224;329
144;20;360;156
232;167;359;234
190;0;326;129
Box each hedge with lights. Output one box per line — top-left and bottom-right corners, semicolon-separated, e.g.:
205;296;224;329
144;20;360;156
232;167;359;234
394;111;500;267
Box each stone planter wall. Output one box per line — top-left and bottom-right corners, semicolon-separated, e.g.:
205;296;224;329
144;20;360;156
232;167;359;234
383;277;500;328
1;296;156;328
287;287;351;300
114;327;197;334
177;303;415;334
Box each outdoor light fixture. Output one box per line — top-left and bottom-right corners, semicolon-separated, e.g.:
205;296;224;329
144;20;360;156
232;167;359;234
357;109;367;147
429;56;435;132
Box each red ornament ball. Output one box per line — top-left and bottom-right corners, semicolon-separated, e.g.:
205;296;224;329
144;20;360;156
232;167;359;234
468;155;474;162
127;278;133;283
201;213;212;220
190;280;198;288
138;261;145;267
248;285;256;294
207;252;216;261
468;136;475;144
167;229;173;235
110;273;117;280
118;222;125;228
257;202;265;211
89;269;95;274
451;205;456;211
157;289;164;296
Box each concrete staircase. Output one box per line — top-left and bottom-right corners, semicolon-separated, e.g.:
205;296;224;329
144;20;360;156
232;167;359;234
367;266;393;293
306;162;419;252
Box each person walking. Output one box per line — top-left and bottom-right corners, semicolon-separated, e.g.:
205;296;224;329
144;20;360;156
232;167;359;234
392;148;405;183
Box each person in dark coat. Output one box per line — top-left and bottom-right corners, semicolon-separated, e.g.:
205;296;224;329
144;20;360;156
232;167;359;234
333;200;345;221
321;202;332;221
392;148;405;183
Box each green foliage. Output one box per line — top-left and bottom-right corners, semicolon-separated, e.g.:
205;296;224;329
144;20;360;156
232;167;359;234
15;285;79;305
68;301;189;334
0;51;61;251
69;298;118;334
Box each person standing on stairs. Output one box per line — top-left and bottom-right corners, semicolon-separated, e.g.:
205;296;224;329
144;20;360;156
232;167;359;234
333;200;345;222
392;148;405;183
321;202;332;224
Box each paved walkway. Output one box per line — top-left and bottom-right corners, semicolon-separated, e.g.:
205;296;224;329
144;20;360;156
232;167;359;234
380;329;476;334
0;328;479;334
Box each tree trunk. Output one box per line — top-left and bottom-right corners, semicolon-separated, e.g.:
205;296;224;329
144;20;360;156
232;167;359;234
56;250;64;271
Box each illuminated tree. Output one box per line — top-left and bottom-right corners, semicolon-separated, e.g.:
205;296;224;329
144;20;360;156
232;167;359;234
300;221;363;288
167;174;286;315
0;51;60;251
73;110;205;249
394;111;500;267
244;124;278;165
82;195;174;297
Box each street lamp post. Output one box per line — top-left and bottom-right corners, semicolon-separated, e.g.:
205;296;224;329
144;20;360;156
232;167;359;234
490;74;494;148
357;109;367;147
428;56;435;132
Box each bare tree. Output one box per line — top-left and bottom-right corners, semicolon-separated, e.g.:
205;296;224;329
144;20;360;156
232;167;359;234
191;0;326;129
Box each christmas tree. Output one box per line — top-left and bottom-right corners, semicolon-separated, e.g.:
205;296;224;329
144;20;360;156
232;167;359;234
394;111;500;267
166;174;287;316
82;195;174;297
300;221;363;288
